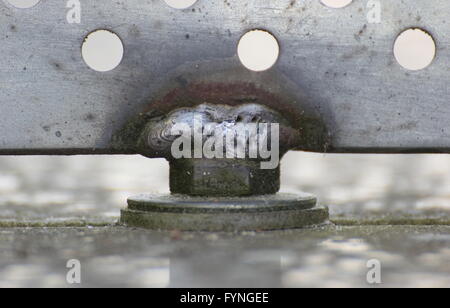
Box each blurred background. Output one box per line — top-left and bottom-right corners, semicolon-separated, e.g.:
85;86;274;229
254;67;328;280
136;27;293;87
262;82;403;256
1;153;450;288
1;153;450;224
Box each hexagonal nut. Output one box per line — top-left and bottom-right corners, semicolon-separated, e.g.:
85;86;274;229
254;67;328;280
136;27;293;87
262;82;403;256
169;159;280;197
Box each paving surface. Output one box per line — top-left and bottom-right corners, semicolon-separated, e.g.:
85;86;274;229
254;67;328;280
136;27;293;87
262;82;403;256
0;153;449;287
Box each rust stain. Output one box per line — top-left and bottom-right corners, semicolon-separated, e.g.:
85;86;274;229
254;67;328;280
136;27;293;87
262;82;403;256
144;82;306;128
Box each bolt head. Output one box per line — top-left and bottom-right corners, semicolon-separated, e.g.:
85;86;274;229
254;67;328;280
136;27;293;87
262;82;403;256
170;159;280;197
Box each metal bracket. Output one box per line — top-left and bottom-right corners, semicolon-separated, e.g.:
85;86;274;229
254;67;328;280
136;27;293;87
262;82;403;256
1;0;449;155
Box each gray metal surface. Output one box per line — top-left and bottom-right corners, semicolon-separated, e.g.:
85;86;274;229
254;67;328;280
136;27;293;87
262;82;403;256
0;0;449;154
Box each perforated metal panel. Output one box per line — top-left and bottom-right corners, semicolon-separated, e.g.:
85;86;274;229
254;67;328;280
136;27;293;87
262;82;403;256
0;0;449;154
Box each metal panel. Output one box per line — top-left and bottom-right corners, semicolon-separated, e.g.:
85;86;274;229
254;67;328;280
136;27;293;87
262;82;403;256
0;0;449;154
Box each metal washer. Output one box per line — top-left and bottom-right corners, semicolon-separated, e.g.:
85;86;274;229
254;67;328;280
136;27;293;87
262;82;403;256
120;193;329;231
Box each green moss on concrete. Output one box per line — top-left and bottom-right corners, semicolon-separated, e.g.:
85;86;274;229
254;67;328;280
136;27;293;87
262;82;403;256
0;221;115;228
332;217;450;226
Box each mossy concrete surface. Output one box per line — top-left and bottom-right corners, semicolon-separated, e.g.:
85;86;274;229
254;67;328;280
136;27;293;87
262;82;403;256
0;225;449;287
